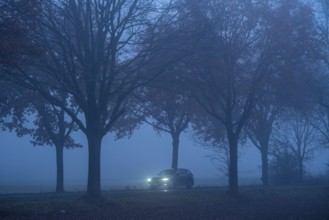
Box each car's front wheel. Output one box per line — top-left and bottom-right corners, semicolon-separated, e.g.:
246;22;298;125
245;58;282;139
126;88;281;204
166;182;176;189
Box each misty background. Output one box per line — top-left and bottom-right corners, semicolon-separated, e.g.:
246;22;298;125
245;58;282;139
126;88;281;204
1;124;327;193
1;0;329;197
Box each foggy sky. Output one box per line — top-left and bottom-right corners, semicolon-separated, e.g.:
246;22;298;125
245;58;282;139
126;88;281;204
0;125;327;193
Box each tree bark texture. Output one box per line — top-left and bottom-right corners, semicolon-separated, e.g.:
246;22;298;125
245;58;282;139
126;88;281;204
55;145;64;193
261;148;269;187
228;137;238;194
171;134;179;169
87;133;102;198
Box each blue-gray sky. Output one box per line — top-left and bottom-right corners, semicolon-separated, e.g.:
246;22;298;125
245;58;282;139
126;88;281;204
0;124;328;193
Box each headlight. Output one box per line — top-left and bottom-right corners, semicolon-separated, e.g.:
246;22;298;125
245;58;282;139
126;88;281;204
161;177;169;182
147;178;152;182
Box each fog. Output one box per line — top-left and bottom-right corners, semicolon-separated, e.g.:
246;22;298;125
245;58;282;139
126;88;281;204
0;124;327;194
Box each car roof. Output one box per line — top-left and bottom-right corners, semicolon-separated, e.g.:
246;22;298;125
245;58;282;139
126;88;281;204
161;168;190;172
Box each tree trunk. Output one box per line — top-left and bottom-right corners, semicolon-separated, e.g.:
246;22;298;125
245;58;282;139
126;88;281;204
298;160;304;183
87;133;102;198
55;144;64;193
171;134;179;169
261;147;269;187
228;137;238;194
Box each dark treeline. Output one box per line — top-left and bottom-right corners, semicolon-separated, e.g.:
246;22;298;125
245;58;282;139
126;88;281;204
1;0;329;198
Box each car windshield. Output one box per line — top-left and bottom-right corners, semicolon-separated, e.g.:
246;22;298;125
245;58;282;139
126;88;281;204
158;169;175;176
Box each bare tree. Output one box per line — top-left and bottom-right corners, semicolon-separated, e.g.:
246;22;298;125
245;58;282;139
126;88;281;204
269;142;299;185
316;0;329;151
30;96;81;193
272;113;319;182
137;81;194;169
245;103;279;187
314;110;329;154
182;0;319;194
132;0;204;170
1;0;182;198
186;0;263;194
0;85;81;193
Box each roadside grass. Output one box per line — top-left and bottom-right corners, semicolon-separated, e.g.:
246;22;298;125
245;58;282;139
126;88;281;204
0;185;328;219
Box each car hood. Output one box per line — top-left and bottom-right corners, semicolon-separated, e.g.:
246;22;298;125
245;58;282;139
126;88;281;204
151;175;172;180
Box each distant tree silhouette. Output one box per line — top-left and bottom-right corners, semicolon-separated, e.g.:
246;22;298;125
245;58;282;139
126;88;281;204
271;113;319;183
312;106;329;148
137;77;194;169
133;1;204;170
269;144;299;185
30;95;81;193
316;0;329;154
0;84;81;193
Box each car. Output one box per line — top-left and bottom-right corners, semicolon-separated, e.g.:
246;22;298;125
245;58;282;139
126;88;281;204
147;168;194;189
